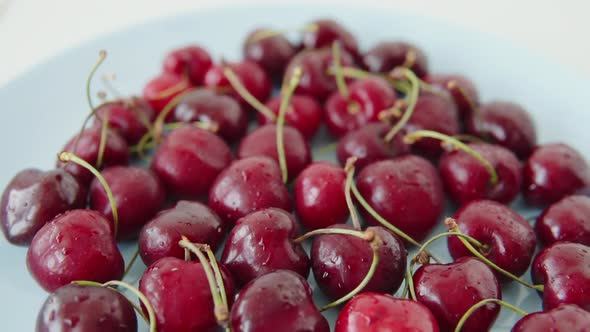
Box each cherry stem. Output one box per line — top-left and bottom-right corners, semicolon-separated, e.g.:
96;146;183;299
58;152;118;237
378;100;405;123
247;23;318;44
445;218;544;291
276;66;303;183
86;50;107;113
404;130;499;185
405;263;417;301
454;298;527;332
101;73;123;99
344;157;362;230
293;228;373;244
96;108;110;169
402;49;417;68
223;67;276;120
328;66;370;80
332;41;349;100
123;247;140;278
383;68;420;142
447;80;479;115
153;75;191;100
414;231;486;264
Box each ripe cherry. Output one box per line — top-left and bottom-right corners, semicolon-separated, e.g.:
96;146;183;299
92;97;155;145
243;28;297;81
142;72;192;115
302;18;360;61
512;304;590;332
162;45;212;85
536;195;590;246
259;94;323;140
426;74;479;119
363;41;429;77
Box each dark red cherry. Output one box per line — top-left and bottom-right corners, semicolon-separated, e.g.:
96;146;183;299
27;209;124;292
363;41;429;77
1;168;86;245
335;292;440;332
229;270;330;332
523;143;590;207
336;122;410;171
163;45;213;85
208;156;292;225
140;256;235;332
413;257;501;332
151;125;232;199
325;76;397;137
142;72;192;116
36;284;137;332
172;89;248;142
512;304;590;332
259;94;323;140
237;124;311;181
243;28;297;81
466;101;537;159
92;97;155;145
536;195;590;246
89;166;165;240
139;200;225;266
302;18;360;60
221;208;309;286
357;156;445;242
311;224;407;299
439;143;522;205
448;200;536;281
426;74;479;119
531;242;590;311
59;127;129;186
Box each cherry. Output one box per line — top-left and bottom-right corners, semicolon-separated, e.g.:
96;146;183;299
243;28;297;81
142;72;192;115
92;97;155;145
466;101;537;159
139;200;225;266
512;304;590;332
439;143;522;205
325;76;397;137
0;168;86;245
162;45;212;85
531;242;590;311
229;270;330;332
311;224;407;299
58;127;129;186
259;94;323;140
27;209;124;292
362;41;429;77
302;18;360;61
208;156;292;225
151;125;232;199
523;143;590;207
426;74;479;119
536;195;590;246
335;292;440;332
336;122;410;171
413;257;501;332
89;166;165;240
172;89;248;142
447;200;536;282
139;256;235;332
356;155;445;242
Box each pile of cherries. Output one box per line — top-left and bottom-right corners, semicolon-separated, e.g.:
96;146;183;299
2;17;590;332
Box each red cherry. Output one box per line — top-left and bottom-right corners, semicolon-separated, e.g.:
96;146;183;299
363;41;429;77
243;28;297;81
36;284;137;332
536;195;590;246
1;168;86;245
151;125;233;199
512;304;590;332
27;209;124;292
413;257;501;332
531;242;590;311
229;270;330;332
302;18;360;60
426;74;479;119
142;72;193;116
523;143;590;207
259;94;323;140
357;156;445;242
335;292;440;332
92;97;155;145
163;45;212;85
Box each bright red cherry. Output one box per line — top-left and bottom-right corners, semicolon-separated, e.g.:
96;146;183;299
92;97;155;145
536;195;590;246
243;28;297;81
302;18;360;60
512;304;590;332
426;74;479;119
363;41;429;77
163;45;213;85
259;94;323;140
142;72;193;115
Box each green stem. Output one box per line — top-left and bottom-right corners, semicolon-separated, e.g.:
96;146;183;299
96;108;110;169
332;41;349;100
205;246;229;320
223;67;276;120
415;231;485;263
384;68;420;142
344;157;361;230
454;298;527;332
293;228;370;243
405;264;417;301
276;66;303;183
123;247;139;278
86;50;107;113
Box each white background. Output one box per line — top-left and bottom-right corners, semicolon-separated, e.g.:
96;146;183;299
0;0;589;87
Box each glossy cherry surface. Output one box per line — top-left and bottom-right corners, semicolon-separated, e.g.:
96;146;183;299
259;94;323;140
1;168;86;245
536;195;590;246
302;18;360;60
229;270;330;332
163;45;213;85
362;41;429;77
27;209;124;292
512;304;590;332
426;74;479;119
93;97;155;145
243;28;297;81
142;72;192;115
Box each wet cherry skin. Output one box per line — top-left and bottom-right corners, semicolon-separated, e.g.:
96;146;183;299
162;45;213;85
92;97;155;145
536;195;590;246
512;304;590;332
302;18;360;61
259;94;323;140
243;28;297;81
362;41;429;77
426;74;479;120
142;72;193;116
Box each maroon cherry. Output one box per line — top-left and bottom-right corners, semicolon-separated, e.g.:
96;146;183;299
27;209;124;292
0;168;86;245
36;284;136;332
325;76;397;137
163;45;212;85
302;18;360;60
172;89;248;142
237;124;311;181
89;166;165;240
335;292;440;332
512;304;590;332
413;257;501;332
336;122;410;171
142;72;192;115
523;143;590;207
356;156;445;242
531;242;590;311
426;74;479;119
243;28;297;81
466;101;537;159
447;200;536;282
363;41;429;77
139;200;225;266
439;143;522;205
229;270;330;332
259;94;323;140
151;125;232;199
536;195;590;246
92;97;155;145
